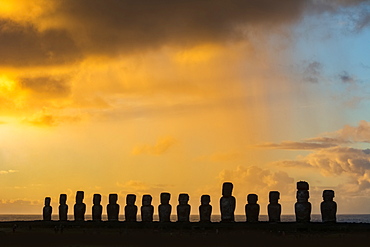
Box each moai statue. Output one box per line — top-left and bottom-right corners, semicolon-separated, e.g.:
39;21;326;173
158;192;172;222
245;194;260;223
125;194;137;222
92;194;102;221
43;197;52;221
295;181;311;223
141;195;154;222
321;190;337;223
220;182;236;222
177;193;191;222
74;191;86;221
199;195;212;223
58;194;68;221
107;194;120;221
268;191;281;222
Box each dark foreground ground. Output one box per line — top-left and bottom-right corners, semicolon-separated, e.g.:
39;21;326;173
1;221;370;247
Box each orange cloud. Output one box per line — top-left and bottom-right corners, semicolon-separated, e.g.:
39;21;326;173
0;169;18;175
303;147;370;177
132;137;177;156
256;121;370;150
218;166;295;200
255;141;336;150
271;146;370;213
22;111;81;126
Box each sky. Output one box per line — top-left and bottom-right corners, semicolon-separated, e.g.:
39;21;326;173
0;0;370;216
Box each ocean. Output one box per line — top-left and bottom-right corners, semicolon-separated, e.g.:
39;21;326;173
1;214;369;223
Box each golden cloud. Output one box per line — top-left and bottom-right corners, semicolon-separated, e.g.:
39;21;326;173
256;121;370;150
132;137;177;156
0;169;18;175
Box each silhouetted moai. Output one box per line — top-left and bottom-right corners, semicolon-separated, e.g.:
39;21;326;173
92;194;102;221
177;193;190;222
268;191;281;222
141;195;154;222
74;191;86;221
159;192;172;222
58;194;68;221
245;194;259;222
199;195;212;223
125;194;137;222
43;197;52;221
220;182;236;222
295;181;311;223
107;194;120;221
321;190;337;223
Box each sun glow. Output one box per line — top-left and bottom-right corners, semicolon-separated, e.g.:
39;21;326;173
0;0;49;23
0;76;16;92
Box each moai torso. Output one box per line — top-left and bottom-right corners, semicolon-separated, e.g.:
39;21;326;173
141;195;154;222
107;194;120;221
295;181;311;223
321;190;337;223
220;182;236;222
74;191;86;221
159;192;172;222
58;194;68;221
125;194;137;222
199;195;212;222
92;194;102;221
177;193;190;222
268;191;281;222
43;197;52;221
246;194;259;223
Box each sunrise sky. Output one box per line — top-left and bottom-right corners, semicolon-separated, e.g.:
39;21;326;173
0;0;370;215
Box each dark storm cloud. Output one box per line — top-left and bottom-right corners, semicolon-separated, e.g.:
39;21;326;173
303;61;322;83
0;19;82;66
49;0;308;54
19;76;71;97
339;71;356;83
1;0;368;66
356;13;370;30
49;0;370;53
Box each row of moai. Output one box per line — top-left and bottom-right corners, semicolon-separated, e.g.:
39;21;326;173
295;181;337;223
43;181;337;223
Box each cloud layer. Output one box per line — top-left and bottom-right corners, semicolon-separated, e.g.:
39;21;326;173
257;120;370;150
132;137;177;156
265;121;370;195
1;0;368;66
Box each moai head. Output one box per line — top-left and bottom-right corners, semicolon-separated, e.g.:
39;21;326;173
126;194;136;205
160;192;171;205
109;194;118;204
93;194;101;205
59;194;67;205
247;194;258;204
142;195;152;206
222;182;233;197
296;190;309;202
178;193;189;205
44;197;51;206
269;191;280;203
201;195;210;205
76;191;84;204
323;190;334;201
297;181;309;190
